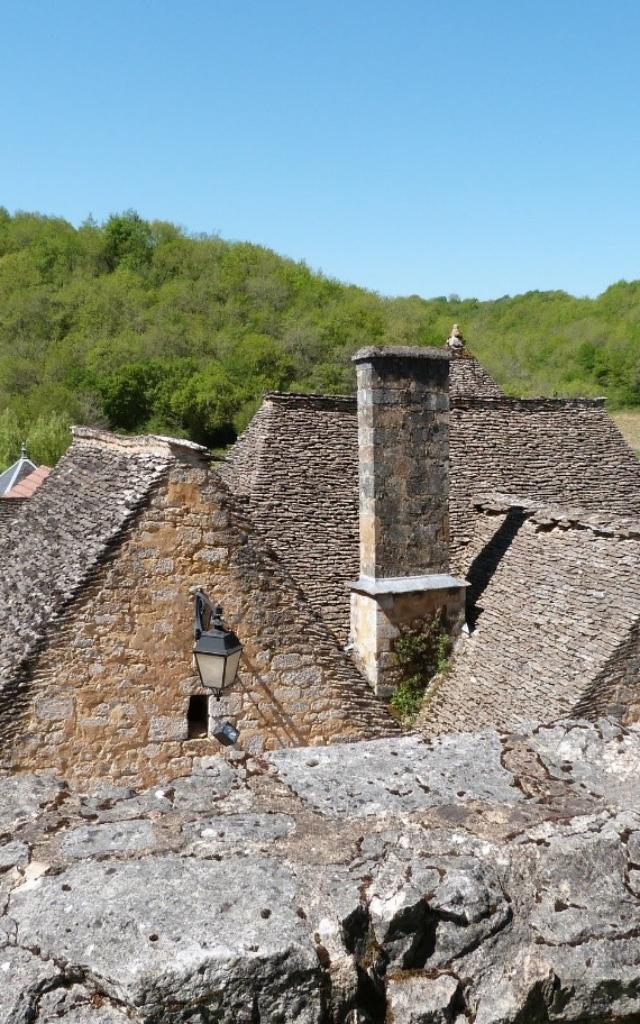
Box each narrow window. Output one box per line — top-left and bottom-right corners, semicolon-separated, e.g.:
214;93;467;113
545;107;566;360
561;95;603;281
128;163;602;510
187;695;209;739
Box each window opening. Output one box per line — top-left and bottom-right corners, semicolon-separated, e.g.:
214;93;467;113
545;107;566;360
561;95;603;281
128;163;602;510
187;695;209;739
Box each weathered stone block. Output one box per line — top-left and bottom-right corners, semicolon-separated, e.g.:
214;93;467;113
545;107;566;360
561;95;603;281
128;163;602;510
35;698;74;722
148;716;188;742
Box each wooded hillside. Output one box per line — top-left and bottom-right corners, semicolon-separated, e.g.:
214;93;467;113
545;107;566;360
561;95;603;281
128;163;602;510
1;208;639;466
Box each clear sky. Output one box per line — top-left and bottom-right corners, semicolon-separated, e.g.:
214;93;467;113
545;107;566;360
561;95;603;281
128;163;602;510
1;0;639;300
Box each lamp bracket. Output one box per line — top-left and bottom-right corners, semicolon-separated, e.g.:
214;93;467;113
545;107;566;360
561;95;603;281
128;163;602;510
192;587;224;640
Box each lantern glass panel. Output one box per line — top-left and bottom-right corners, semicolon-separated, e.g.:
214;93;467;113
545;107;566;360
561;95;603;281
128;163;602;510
195;650;226;690
224;648;242;688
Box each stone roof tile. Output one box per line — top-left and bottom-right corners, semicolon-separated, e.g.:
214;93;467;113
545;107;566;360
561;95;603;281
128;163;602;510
419;508;640;734
221;384;640;645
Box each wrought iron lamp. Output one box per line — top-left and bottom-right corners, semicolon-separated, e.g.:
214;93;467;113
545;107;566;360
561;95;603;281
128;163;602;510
192;588;243;701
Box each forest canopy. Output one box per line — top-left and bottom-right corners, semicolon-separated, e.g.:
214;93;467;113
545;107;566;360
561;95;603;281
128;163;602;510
1;207;640;467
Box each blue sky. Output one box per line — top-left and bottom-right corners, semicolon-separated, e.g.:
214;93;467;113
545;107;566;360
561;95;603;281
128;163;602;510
1;0;639;299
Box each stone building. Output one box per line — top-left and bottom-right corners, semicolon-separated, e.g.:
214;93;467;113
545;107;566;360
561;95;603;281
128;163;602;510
1;330;639;786
222;332;640;731
0;429;396;787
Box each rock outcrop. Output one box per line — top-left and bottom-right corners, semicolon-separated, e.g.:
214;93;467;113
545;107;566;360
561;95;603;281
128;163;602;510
2;720;640;1023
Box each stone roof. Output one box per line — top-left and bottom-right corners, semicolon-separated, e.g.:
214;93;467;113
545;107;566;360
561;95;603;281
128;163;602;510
419;500;640;734
0;428;205;706
448;394;640;565
220;393;359;643
221;377;640;644
448;345;504;398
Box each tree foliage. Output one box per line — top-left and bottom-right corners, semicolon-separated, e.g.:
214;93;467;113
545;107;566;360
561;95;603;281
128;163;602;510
1;207;640;469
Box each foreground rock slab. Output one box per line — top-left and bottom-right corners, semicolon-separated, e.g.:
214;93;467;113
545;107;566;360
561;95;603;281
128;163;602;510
1;720;639;1023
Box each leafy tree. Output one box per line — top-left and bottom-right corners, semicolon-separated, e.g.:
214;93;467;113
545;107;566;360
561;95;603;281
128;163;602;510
26;412;72;466
1;207;640;470
0;409;23;468
169;363;238;445
103;211;154;272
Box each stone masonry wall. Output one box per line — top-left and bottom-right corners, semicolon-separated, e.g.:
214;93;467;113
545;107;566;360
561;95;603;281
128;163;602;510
350;585;466;697
2;460;396;788
353;346;451;579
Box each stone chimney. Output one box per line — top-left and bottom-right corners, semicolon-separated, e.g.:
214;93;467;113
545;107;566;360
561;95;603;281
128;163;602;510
349;346;467;696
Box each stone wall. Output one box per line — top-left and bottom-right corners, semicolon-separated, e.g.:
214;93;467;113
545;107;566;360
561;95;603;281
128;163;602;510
350;583;465;696
1;457;396;788
3;721;640;1024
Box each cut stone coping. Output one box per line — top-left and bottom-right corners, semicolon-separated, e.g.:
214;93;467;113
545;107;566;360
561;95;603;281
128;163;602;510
263;391;355;407
71;426;209;457
348;573;469;596
352;345;451;363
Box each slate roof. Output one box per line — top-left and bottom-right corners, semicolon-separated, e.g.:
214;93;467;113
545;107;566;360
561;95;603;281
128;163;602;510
0;447;38;496
0;429;204;712
419;499;640;734
4;464;51;498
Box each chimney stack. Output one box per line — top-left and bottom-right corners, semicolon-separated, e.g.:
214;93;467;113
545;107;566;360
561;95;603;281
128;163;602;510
349;346;467;696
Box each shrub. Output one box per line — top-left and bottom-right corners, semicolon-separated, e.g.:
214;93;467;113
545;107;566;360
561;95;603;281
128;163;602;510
389;613;452;724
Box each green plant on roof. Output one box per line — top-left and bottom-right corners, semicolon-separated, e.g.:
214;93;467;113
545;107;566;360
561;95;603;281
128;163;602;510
390;612;452;724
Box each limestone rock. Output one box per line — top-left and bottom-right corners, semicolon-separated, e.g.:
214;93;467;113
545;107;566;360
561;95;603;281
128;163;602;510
0;720;639;1022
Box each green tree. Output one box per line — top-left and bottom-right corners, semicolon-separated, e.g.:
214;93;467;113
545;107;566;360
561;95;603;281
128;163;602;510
0;409;23;469
26;412;72;466
103;211;154;272
0;207;640;466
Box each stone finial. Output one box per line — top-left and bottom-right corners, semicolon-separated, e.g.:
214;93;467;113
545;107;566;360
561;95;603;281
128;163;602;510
20;442;28;459
446;324;465;350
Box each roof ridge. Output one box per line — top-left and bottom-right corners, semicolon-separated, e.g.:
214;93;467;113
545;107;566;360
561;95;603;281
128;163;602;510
263;392;356;409
473;493;640;539
71;426;209;458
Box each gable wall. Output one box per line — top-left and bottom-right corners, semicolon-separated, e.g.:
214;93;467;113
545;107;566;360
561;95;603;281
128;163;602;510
1;461;395;788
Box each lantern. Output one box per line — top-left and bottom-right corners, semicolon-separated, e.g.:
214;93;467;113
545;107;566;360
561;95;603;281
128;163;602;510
192;589;243;700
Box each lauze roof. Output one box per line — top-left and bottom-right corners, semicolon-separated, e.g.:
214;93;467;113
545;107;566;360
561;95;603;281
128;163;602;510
420;499;640;733
222;349;640;731
0;429;195;713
